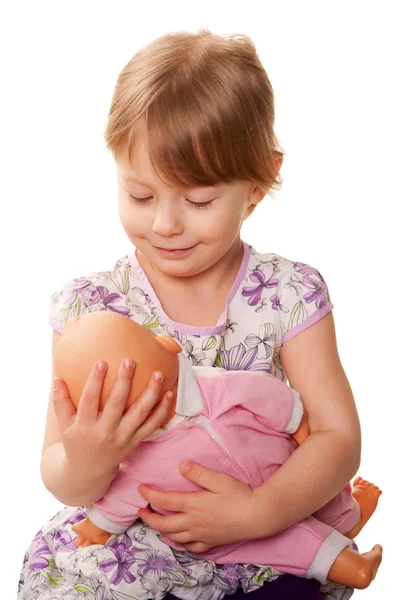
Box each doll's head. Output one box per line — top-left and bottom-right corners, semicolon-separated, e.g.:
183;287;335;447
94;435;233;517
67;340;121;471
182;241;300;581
54;312;181;416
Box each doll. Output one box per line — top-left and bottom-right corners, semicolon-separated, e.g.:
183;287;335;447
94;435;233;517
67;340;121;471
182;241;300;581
54;312;382;589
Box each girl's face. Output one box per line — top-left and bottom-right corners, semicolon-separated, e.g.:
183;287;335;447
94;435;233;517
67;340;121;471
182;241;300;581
117;135;264;279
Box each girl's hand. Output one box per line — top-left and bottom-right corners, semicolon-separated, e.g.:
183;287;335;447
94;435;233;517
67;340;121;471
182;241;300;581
138;461;261;553
52;360;173;480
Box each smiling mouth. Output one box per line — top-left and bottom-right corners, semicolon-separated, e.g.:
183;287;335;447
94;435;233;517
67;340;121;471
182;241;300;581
155;245;195;251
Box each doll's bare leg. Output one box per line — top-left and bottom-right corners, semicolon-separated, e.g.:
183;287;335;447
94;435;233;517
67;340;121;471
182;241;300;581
345;477;382;539
327;544;382;589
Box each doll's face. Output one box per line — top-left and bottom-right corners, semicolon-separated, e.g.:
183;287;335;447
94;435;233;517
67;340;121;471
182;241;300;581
55;312;181;412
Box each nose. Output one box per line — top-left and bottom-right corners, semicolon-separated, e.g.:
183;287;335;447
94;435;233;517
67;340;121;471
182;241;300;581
152;200;184;237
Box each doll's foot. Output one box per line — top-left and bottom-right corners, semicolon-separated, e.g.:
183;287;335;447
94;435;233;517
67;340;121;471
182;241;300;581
327;544;383;589
345;477;382;538
353;544;383;589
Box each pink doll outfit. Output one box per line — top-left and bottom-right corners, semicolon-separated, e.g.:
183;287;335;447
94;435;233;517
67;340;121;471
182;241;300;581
87;354;360;585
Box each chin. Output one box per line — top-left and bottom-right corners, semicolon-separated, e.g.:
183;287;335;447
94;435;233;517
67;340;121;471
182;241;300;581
156;260;201;278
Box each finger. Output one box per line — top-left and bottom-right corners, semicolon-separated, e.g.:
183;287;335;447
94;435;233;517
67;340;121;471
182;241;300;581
76;361;108;423
52;378;77;433
137;508;188;533
124;390;173;447
119;372;166;441
100;359;136;429
184;541;211;553
138;485;188;513
179;461;227;493
164;531;192;544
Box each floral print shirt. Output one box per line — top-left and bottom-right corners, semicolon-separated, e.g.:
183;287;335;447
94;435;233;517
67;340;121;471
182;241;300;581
49;242;333;384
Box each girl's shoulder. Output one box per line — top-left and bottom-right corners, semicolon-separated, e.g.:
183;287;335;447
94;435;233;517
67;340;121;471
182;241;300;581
237;245;334;346
48;253;149;333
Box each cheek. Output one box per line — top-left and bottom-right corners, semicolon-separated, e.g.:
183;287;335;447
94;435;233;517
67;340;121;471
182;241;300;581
199;209;244;243
119;203;149;236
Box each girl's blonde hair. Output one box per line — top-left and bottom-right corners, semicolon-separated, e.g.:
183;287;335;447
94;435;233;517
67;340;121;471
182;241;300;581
104;29;283;201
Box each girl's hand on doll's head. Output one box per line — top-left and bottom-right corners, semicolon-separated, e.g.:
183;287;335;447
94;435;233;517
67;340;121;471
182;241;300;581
52;360;173;479
138;461;262;553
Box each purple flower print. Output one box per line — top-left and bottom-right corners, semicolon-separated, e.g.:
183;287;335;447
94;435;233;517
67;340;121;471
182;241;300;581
135;549;179;580
254;255;281;272
184;340;206;366
217;343;269;372
297;275;328;309
245;323;275;360
97;286;130;316
93;584;108;600
225;319;238;332
29;539;52;571
173;330;188;346
213;564;248;592
54;528;80;553
242;269;279;306
99;539;136;586
270;294;282;311
62;510;87;526
294;262;323;278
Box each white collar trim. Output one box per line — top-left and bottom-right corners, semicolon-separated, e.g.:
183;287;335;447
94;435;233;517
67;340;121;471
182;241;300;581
176;353;204;416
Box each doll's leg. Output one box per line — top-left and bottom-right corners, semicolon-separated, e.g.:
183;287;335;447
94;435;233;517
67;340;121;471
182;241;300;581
212;516;349;585
313;477;382;538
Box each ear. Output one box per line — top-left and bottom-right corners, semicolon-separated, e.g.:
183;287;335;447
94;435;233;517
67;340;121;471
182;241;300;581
275;151;284;171
155;335;182;355
249;185;266;207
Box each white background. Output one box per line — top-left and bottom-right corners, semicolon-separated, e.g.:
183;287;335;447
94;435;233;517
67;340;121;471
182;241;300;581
1;1;398;598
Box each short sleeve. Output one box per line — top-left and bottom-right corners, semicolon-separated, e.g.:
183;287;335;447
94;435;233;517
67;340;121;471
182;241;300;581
48;260;133;333
48;277;109;333
277;260;334;345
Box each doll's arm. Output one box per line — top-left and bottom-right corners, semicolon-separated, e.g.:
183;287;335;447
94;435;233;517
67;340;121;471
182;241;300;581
218;370;304;433
72;461;149;547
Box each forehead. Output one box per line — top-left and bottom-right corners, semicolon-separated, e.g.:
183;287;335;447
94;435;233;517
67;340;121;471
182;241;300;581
117;137;160;186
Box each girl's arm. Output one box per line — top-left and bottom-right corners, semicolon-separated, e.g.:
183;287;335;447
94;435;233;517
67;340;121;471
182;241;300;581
138;312;361;551
250;310;361;533
41;330;172;507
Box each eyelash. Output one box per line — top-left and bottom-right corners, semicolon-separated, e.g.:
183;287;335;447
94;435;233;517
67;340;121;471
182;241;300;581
128;195;215;210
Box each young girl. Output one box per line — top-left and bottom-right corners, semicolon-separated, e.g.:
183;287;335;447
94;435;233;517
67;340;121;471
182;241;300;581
18;29;376;600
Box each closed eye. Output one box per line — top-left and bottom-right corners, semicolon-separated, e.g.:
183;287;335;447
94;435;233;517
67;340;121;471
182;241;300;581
128;195;215;209
129;195;152;204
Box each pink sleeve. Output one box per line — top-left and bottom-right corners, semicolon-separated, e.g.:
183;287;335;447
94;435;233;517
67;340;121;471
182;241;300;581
219;371;303;434
87;463;147;534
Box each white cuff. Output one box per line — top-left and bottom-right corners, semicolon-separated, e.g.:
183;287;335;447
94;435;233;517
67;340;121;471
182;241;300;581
86;506;130;534
307;529;352;584
284;390;304;434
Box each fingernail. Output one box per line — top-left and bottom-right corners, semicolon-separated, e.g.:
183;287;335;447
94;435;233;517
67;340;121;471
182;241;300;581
97;361;106;372
166;391;173;401
153;372;163;382
124;359;135;371
53;378;60;392
180;460;191;473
